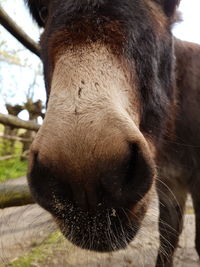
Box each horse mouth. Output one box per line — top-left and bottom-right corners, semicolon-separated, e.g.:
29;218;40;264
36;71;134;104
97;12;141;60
52;202;147;252
28;166;151;252
28;140;155;252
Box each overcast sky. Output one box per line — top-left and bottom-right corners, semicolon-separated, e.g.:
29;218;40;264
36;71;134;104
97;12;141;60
0;0;200;118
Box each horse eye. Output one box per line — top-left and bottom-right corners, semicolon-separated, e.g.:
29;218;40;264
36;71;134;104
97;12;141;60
39;6;48;24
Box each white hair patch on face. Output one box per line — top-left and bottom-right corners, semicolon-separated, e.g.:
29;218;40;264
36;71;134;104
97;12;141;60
50;43;138;120
33;42;142;169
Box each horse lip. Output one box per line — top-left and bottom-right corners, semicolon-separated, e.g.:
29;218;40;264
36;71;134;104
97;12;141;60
55;213;139;252
50;199;148;252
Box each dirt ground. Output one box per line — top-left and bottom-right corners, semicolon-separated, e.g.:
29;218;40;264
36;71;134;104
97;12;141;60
0;193;199;266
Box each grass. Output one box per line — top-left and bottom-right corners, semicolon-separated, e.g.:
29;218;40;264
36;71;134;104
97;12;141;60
6;232;65;267
0;125;28;182
0;139;24;156
0;158;27;182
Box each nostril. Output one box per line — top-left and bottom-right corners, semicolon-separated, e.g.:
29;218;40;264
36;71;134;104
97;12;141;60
33;150;39;160
123;142;154;204
28;149;39;171
99;141;154;208
28;154;73;213
125;143;139;183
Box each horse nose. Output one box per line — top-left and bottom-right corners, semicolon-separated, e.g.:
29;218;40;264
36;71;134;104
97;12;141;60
28;139;155;213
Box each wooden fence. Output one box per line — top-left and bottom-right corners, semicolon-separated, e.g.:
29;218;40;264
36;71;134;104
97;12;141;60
0;113;40;161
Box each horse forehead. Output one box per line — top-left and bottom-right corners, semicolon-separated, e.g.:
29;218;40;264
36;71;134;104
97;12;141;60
49;0;146;22
43;0;168;63
46;0;167;43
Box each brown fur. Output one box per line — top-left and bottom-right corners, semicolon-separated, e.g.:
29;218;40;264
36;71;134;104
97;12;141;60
144;0;168;34
156;39;200;266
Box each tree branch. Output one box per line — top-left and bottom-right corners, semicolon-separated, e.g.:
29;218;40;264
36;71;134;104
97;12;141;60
0;113;40;131
0;6;40;57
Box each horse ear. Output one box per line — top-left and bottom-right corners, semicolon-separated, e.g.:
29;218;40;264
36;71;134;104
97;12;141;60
25;0;48;27
156;0;180;17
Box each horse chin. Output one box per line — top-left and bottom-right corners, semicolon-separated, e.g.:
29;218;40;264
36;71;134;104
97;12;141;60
60;229;134;252
53;202;148;252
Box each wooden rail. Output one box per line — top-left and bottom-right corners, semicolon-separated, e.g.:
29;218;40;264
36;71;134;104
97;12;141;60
0;113;40;131
0;6;40;57
0;150;29;161
0;133;33;143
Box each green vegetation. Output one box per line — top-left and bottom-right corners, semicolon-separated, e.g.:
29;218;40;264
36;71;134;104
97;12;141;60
0;125;28;182
0;158;27;182
6;232;66;267
0;124;3;133
0;139;22;155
